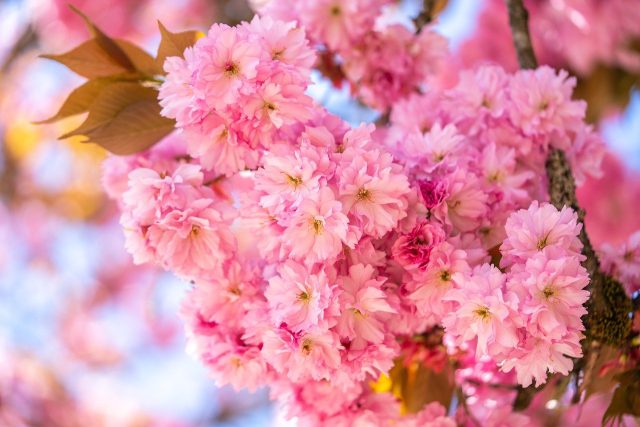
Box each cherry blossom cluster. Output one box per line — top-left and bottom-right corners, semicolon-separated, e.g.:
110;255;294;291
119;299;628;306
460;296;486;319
101;11;607;426
255;0;447;110
159;15;316;175
456;0;640;76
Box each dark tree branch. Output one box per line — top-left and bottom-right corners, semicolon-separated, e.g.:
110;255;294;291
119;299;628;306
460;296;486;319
504;0;631;410
504;0;537;69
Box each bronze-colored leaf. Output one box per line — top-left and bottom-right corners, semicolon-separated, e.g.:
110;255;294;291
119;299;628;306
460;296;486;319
41;40;134;79
602;369;640;426
117;40;163;76
156;21;201;66
402;361;455;413
68;5;135;72
82;99;175;155
61;82;157;138
35;78;116;124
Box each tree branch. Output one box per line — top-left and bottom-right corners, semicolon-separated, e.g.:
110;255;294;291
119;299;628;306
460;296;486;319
504;0;537;69
504;0;631;410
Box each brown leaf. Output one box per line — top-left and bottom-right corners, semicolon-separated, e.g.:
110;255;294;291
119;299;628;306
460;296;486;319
117;40;163;76
82;99;175;155
68;5;135;72
156;21;201;67
35;78;113;124
41;40;134;79
61;82;156;138
60;81;175;154
402;361;455;413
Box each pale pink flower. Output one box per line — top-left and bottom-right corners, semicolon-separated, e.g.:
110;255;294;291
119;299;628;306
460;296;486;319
122;164;203;225
501;201;583;266
283;187;352;264
336;264;396;344
501;335;582;387
261;326;342;382
409;242;470;323
255;149;324;212
147;199;236;279
509;253;589;339
338;147;410;238
265;261;335;331
445;169;489;232
508;66;585;139
194;23;261;108
443;265;520;358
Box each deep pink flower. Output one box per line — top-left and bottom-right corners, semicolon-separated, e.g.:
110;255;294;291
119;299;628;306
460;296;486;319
392;221;446;272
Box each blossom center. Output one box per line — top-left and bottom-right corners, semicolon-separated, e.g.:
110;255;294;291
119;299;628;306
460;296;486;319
224;62;240;77
285;173;303;188
311;218;324;235
301;338;313;355
330;5;341;16
536;235;549;250
190;225;201;237
439;270;451;282
297;290;310;302
542;286;555;299
356;187;372;202
473;306;491;320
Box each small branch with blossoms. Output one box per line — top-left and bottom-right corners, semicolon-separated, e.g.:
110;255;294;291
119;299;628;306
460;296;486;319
505;0;633;413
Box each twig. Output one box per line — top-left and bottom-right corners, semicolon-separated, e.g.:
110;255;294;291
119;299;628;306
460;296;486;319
1;25;37;74
414;0;438;33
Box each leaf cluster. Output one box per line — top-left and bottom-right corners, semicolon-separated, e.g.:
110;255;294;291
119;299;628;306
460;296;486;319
38;7;200;155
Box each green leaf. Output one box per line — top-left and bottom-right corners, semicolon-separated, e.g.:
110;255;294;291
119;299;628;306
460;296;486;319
156;21;201;67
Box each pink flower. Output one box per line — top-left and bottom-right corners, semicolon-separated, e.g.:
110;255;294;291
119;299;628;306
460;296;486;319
147;199;236;279
501;335;582;387
122;164;203;225
261;326;342;382
338;146;410;238
283;187;352;264
501;201;583;266
194;23;261;108
418;179;449;210
255;149;324;212
265;261;335;331
508;66;586;140
509;253;589;339
445;169;489;232
185;115;259;175
409;242;470;323
392;221;446;272
443;265;520;358
336;264;396;344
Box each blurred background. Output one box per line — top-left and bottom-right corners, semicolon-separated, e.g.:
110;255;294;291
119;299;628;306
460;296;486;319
0;0;638;426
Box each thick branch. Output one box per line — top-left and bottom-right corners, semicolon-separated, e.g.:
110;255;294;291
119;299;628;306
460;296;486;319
504;0;537;69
